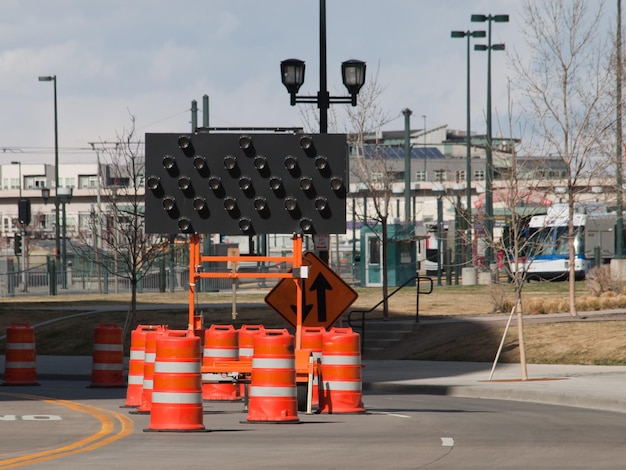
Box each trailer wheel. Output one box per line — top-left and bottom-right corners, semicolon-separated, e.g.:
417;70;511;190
296;383;308;412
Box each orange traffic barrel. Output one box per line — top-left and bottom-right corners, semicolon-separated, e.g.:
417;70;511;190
124;325;166;407
238;324;265;397
301;326;325;407
202;325;240;401
246;329;299;423
146;330;205;432
135;328;164;414
319;327;365;414
3;322;37;385
89;323;125;387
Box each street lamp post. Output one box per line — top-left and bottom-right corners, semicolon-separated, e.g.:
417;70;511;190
38;75;61;268
451;29;486;265
57;187;73;290
11;161;27;291
42;187;72;291
471;14;508;271
432;182;445;287
280;0;366;264
402;108;412;232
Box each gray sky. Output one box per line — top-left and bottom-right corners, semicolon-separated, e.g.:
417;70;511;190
0;1;558;164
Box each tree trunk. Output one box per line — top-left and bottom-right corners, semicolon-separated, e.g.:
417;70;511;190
568;201;578;317
516;299;528;381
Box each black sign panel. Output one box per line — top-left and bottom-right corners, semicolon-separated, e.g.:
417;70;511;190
145;133;348;235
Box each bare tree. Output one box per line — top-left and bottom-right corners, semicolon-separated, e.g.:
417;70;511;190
74;114;167;332
511;0;613;316
343;66;394;317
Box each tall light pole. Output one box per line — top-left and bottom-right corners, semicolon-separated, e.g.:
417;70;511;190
402;108;412;231
38;75;61;270
433;182;445;286
422;115;427;178
280;0;366;264
616;0;624;260
451;29;486;265
12;161;26;291
471;14;508;270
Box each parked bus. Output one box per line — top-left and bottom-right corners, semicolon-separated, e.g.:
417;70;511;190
505;203;619;281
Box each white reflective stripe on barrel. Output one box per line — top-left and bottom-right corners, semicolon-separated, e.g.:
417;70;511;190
151;392;202;404
312;352;322;360
249;386;297;397
128;375;143;385
93;344;123;352
6;343;35;350
143;379;154;389
130;350;145;360
239;347;254;357
252;358;294;369
5;361;35;368
203;348;238;358
322;355;361;365
92;363;123;371
145;353;156;362
154;362;200;374
323;381;362;391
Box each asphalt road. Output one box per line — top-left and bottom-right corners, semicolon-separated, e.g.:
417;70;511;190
2;381;626;469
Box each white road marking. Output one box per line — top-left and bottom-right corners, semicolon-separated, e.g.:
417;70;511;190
441;437;455;447
0;415;62;421
369;411;411;419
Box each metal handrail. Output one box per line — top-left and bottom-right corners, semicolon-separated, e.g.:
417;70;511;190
347;275;433;353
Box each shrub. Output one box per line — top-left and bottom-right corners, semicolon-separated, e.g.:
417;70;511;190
586;266;625;297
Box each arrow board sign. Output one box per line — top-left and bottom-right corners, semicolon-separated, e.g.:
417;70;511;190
265;251;358;329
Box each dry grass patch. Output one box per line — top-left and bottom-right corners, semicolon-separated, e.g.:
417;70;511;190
408;320;626;365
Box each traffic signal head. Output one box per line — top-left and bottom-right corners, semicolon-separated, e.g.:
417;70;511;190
18;198;31;225
14;233;22;255
145;133;348;235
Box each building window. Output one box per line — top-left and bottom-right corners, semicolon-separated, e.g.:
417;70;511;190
64;177;76;189
79;175;98;189
456;170;466;182
434;170;447;181
368;237;381;265
25;177;47;189
474;169;485;181
415;170;427;182
10;178;19;190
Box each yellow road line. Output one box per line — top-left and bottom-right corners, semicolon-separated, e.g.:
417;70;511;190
0;392;133;469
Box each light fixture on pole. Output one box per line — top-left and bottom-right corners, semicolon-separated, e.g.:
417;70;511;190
451;29;485;265
38;74;61;278
471;14;508;270
280;0;366;264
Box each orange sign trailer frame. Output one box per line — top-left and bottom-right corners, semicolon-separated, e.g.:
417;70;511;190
187;233;318;411
187;233;306;349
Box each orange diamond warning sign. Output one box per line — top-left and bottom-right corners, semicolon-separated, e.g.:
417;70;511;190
265;251;358;329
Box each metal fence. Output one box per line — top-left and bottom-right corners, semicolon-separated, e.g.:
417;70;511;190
0;257;361;298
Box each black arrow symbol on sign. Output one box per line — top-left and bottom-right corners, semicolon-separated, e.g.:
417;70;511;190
290;284;314;321
309;273;333;323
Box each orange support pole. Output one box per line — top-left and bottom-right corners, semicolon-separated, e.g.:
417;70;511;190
188;234;199;332
292;234;304;350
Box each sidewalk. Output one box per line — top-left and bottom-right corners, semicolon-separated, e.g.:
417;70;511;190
362;360;626;414
4;356;626;415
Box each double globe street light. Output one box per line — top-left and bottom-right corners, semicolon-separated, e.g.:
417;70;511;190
279;0;366;263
